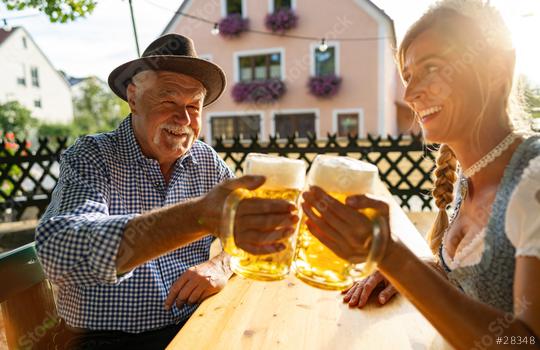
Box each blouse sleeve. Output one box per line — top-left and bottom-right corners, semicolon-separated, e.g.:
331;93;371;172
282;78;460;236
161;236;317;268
505;155;540;259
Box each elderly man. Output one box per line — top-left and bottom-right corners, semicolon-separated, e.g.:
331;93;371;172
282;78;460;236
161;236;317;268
36;34;297;349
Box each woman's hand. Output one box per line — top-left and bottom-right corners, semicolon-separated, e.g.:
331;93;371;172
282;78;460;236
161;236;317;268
342;271;398;308
301;186;391;264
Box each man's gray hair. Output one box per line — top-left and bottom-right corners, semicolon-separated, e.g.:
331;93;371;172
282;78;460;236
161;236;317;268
131;71;207;101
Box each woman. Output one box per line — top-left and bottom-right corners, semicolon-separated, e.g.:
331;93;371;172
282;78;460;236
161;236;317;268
301;1;540;348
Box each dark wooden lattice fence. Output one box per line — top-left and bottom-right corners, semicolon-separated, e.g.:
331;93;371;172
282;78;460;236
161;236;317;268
0;138;68;221
0;134;437;222
213;133;437;211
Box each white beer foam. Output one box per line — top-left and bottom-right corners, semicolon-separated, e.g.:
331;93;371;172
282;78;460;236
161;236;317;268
308;155;378;195
245;153;306;190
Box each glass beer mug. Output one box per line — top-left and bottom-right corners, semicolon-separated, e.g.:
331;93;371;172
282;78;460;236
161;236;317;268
220;153;306;281
293;155;382;290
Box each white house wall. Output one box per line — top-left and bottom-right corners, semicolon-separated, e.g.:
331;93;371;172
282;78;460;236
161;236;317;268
0;28;73;124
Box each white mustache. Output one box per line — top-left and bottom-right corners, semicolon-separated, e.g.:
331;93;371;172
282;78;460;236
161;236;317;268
153;123;194;150
158;123;194;136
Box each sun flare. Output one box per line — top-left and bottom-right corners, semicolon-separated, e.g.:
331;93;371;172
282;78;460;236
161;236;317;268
493;0;540;85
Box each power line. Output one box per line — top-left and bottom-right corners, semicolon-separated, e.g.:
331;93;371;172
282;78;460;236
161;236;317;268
144;0;392;42
1;13;41;21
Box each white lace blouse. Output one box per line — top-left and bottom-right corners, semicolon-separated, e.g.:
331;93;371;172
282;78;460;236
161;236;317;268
442;155;540;270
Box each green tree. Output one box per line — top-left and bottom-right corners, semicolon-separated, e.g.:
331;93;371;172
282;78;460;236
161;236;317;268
0;101;36;202
72;77;129;135
2;0;96;23
524;82;540;119
37;122;74;137
36;122;76;147
0;101;38;138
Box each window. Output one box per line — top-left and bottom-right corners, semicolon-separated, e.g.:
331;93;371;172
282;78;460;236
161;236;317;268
226;0;243;15
31;67;40;87
314;46;336;76
239;53;281;82
210;115;261;140
275;112;316;138
34;99;42;108
337;113;359;137
273;0;292;10
17;64;26;86
22;37;27;49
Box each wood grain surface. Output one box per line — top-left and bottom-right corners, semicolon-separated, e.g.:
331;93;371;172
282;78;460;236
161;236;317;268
167;180;452;350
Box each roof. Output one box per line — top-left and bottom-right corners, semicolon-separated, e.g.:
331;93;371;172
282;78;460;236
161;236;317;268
359;0;396;47
0;27;16;46
161;1;191;35
0;26;71;89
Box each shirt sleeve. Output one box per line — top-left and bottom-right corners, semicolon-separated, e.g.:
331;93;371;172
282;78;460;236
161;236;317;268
216;155;235;182
505;155;540;259
35;137;137;287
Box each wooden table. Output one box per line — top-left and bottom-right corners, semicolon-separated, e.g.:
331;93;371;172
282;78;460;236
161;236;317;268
167;181;452;349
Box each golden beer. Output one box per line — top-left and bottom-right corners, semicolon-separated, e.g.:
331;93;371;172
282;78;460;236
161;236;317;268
293;155;379;290
221;154;306;281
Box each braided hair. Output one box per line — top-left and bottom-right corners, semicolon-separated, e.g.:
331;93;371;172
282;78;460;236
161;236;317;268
427;144;457;254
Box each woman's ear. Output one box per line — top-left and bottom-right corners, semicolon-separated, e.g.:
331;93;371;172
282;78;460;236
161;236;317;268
126;83;138;114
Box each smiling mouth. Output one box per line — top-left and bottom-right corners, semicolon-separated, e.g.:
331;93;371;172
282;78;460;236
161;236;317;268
163;128;189;138
418;106;442;123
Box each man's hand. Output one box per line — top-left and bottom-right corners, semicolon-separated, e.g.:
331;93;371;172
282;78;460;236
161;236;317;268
195;175;299;255
164;252;232;310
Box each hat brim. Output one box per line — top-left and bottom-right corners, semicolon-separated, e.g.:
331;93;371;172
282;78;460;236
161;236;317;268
107;55;226;107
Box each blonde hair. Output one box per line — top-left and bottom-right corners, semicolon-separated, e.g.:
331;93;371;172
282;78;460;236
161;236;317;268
428;145;457;254
396;0;519;254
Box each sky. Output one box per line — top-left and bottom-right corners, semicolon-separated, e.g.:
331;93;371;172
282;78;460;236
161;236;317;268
1;0;539;85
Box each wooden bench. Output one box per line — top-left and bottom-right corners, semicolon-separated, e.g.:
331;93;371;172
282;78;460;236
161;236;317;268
0;242;58;349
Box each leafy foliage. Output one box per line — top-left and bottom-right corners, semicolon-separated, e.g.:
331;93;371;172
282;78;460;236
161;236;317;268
0;101;38;138
523;81;540;119
71;77;129;136
2;0;96;23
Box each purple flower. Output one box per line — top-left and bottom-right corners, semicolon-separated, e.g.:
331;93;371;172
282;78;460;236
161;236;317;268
265;8;298;33
218;14;249;38
232;79;286;103
308;75;342;98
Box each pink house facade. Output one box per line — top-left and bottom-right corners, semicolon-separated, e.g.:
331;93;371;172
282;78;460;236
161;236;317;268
163;0;409;141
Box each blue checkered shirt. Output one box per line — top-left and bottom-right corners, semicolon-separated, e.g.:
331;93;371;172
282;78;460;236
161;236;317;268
35;116;234;333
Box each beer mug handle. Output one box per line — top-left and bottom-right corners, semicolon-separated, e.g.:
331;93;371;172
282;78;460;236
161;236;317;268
219;188;251;255
353;216;388;277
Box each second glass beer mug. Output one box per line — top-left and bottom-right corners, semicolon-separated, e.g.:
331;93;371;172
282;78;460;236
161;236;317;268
220;153;306;281
293;155;380;290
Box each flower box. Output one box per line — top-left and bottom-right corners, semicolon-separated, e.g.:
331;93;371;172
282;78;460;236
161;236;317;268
218;14;249;38
264;8;298;33
308;75;342;98
232;79;286;103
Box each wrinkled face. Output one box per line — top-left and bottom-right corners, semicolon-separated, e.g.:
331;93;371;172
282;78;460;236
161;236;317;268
127;71;205;165
401;29;484;144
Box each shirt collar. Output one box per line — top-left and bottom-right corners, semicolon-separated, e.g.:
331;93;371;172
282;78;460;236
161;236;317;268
116;115;198;166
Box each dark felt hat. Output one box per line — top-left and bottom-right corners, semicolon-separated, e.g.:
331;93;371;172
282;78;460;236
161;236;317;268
108;34;226;107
